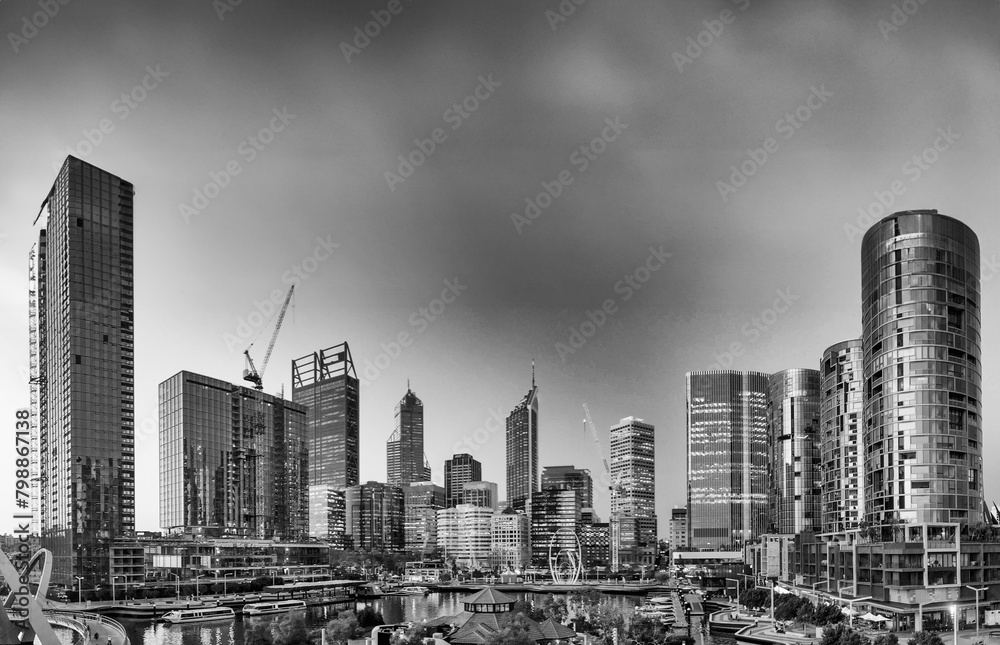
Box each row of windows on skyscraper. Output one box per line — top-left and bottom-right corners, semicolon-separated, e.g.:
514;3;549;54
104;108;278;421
686;210;983;549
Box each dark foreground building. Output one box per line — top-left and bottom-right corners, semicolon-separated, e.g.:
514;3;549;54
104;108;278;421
31;157;136;587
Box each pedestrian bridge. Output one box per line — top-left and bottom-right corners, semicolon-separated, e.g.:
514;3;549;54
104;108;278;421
0;548;129;645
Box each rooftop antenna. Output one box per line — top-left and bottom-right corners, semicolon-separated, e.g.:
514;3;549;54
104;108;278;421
532;358;535;388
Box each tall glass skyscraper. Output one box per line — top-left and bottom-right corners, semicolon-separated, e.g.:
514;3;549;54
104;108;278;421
541;466;594;509
861;211;983;525
686;371;769;550
820;339;864;533
292;343;360;488
386;386;430;486
610;417;657;565
30;157;135;587
505;367;538;511
767;369;822;535
158;371;308;540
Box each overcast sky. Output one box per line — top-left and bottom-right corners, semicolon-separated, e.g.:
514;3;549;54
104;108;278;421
1;0;998;534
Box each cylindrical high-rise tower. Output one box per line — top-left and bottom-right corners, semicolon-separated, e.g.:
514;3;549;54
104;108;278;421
768;369;822;534
861;210;982;526
820;339;864;534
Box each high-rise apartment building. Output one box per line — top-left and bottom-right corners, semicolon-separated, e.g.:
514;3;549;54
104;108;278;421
579;523;610;568
686;371;770;550
159;371;309;541
768;369;822;534
444;454;482;508
611;417;657;566
541;466;594;509
506;367;539;511
462;481;499;511
30;157;135;587
861;211;983;525
344;482;404;551
292;344;360;489
437;504;493;568
820;340;864;533
491;508;531;571
403;482;445;554
387;386;431;486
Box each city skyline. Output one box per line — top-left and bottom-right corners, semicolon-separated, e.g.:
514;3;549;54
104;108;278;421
2;0;999;536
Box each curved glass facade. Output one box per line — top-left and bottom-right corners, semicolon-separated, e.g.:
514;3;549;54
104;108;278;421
768;369;822;534
820;339;864;533
686;371;770;550
861;210;982;525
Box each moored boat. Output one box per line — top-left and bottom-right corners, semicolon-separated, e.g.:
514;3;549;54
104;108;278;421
161;606;235;624
243;599;307;616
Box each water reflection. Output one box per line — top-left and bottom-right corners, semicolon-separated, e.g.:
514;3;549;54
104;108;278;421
122;592;734;645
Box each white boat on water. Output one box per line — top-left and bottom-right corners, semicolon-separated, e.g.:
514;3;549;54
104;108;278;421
243;599;307;616
161;607;235;624
399;586;429;595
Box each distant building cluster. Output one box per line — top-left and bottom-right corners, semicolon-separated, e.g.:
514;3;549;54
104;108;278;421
26;157;659;589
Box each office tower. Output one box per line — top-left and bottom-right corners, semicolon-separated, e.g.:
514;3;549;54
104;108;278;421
611;417;657;566
387;385;431;486
403;482;445;554
292;344;360;489
344;482;404;551
506;366;539;511
580;508;600;525
686;371;770;550
462;481;499;511
767;369;822;535
437;504;494;568
861;211;983;525
309;485;347;547
30;157;135;587
530;488;580;566
668;507;688;550
820;340;864;533
578;523;610;568
444;454;482;508
541;466;594;508
491;508;531;571
159;371;309;541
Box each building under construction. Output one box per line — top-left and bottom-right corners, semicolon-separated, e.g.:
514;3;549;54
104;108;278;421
158;371;308;541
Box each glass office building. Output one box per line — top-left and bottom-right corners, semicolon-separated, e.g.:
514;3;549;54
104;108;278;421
768;369;822;535
541;466;594;509
686;371;770;549
158;371;308;541
31;157;135;587
506;369;539;511
610;417;657;565
861;211;983;525
344;482;404;551
820;339;865;533
444;453;482;508
292;343;360;489
386;386;431;486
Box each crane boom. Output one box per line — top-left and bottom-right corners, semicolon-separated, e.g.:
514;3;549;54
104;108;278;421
243;285;294;391
583;403;619;491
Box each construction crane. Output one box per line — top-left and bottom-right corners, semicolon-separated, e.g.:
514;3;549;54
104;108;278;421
583;403;625;572
239;285;294;539
243;285;294;391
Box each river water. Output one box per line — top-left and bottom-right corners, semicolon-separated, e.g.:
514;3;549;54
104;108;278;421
119;591;736;645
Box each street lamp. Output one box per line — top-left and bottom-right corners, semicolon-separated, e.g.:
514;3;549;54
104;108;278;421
953;605;958;645
74;576;85;603
967;585;988;641
112;575;125;604
169;573;180;600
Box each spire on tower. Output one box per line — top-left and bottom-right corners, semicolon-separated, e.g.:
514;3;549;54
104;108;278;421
532;359;535;388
